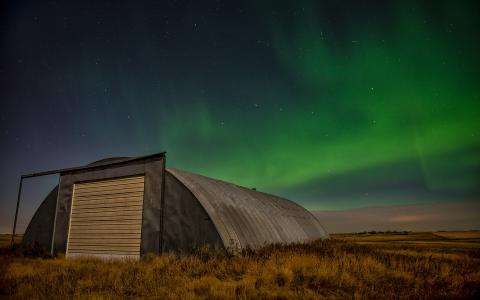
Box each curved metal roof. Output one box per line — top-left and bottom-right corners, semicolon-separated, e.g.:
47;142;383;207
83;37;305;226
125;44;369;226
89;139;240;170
23;156;329;254
167;168;329;251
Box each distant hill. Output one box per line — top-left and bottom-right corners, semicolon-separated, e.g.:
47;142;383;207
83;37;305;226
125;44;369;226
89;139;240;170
312;201;480;233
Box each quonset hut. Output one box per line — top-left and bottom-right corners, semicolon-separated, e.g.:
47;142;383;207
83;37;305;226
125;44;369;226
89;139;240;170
23;153;329;258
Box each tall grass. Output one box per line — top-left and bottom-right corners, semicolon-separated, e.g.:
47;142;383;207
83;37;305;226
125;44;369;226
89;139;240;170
1;235;479;299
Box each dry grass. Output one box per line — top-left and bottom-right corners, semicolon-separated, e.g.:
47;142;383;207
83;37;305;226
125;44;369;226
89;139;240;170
1;232;479;299
433;231;480;240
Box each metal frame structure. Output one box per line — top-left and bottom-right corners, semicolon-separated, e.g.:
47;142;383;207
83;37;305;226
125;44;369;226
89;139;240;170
10;152;166;253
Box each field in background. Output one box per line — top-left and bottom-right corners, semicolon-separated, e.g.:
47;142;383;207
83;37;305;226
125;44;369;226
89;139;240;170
1;232;479;299
0;234;21;248
336;230;480;247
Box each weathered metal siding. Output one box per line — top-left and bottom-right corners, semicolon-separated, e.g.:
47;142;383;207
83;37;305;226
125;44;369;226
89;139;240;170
22;186;58;250
53;157;164;255
162;171;224;252
167;168;329;252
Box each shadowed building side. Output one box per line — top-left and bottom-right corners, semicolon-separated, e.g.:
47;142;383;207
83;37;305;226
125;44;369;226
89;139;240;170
22;186;58;250
162;170;224;252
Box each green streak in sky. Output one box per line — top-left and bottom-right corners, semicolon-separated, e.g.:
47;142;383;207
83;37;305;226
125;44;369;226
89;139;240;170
161;1;479;198
84;1;478;209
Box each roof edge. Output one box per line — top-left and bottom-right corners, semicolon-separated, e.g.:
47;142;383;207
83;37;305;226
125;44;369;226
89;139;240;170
21;152;166;179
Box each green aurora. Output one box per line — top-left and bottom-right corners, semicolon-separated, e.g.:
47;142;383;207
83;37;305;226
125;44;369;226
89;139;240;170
1;0;479;218
148;1;479;209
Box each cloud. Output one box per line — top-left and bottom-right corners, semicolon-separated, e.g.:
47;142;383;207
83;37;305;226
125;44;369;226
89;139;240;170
312;201;480;233
389;214;432;223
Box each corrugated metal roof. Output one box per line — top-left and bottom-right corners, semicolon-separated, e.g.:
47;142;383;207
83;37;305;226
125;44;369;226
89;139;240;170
167;168;329;252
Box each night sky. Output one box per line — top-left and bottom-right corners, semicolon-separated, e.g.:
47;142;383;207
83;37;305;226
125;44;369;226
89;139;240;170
1;0;479;233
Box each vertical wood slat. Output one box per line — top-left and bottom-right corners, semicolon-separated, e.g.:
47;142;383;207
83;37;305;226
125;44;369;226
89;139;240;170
66;175;145;259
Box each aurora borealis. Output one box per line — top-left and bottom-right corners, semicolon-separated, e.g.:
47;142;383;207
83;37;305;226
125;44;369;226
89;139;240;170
0;1;479;232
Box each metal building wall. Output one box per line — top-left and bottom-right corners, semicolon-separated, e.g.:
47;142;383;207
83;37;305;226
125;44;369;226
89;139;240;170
162;171;224;253
52;157;164;255
22;156;329;256
168;168;329;252
22;186;58;250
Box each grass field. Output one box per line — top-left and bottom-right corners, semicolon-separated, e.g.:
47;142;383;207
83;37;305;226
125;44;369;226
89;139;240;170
1;232;479;299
